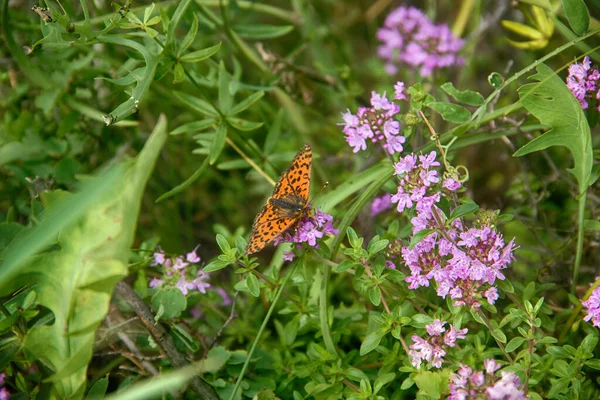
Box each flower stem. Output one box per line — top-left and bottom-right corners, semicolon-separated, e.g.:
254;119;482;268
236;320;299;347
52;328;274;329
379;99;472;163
229;259;300;400
320;265;338;357
476;309;513;363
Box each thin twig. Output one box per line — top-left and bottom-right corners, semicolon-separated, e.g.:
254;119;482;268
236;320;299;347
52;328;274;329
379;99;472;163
204;292;239;356
114;282;219;400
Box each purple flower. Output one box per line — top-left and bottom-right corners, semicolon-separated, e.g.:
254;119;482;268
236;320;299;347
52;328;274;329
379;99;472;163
340;91;405;155
152;250;166;266
189;306;202;318
149;278;164;288
582;281;600;328
0;387;9;400
394;81;406;100
172;257;188;270
0;373;5;385
186;246;201;263
176;277;196;296
192;271;211;294
409;319;467;369
566;56;600;110
443;177;462;191
371;193;393;216
283;251;295;262
274;208;338;252
377;6;464;77
216;288;232;306
449;360;526;400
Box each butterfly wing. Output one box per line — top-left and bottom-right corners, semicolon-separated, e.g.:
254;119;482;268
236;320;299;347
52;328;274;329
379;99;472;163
246;202;300;254
246;144;313;255
271;144;312;202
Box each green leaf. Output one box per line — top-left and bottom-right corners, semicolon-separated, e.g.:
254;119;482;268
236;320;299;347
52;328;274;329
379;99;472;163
226;117;263;131
359;331;384;355
585;359;600;370
427;102;471;123
19;116;167;398
173;62;185;83
373;373;395;395
216;234;231;253
562;0;590;35
367;236;389;256
584;219;600;232
547;346;571;358
515;63;593;195
506;337;526;352
449;202;479;222
218;62;233;114
334;260;358;273
414;371;447;398
203;259;231;272
247;274;260;297
197;346;230;373
581;334;598;353
441;82;484;106
233;24;294;39
408;229;435;250
86;376;109;399
180;42;222;63
151;287;187;320
170;119;216;135
104;365;197;400
177;14;198;56
368;287;381;306
173;91;217;117
210;123;227;165
230;91;265;115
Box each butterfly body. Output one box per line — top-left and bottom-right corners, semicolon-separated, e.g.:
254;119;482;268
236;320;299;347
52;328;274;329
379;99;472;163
246;144;312;255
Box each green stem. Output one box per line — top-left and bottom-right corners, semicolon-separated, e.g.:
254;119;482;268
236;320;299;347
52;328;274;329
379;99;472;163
572;193;587;292
228;259;300;400
319;265;337;356
472;28;600;122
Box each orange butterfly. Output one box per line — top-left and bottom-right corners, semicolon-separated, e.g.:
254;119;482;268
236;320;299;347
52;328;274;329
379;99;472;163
246;144;312;255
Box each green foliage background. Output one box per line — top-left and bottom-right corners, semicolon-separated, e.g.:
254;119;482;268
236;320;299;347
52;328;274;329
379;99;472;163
1;0;600;399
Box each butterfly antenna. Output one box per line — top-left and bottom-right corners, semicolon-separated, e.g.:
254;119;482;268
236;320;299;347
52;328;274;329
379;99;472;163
308;181;329;206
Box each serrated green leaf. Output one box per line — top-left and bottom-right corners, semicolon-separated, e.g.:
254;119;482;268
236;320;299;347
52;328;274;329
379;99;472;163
18;116;167;397
515;63;592;195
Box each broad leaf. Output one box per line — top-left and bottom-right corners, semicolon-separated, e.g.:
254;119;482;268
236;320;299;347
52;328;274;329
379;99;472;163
19;116;167;398
515;63;593;195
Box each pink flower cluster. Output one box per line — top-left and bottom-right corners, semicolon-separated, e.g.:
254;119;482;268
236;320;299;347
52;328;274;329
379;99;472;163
274;208;339;261
150;246;211;296
449;360;527;399
582;282;600;328
0;373;9;400
566;56;600;110
392;152;516;308
371;193;393;216
409;319;467;369
377;6;464;76
340;88;406;154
